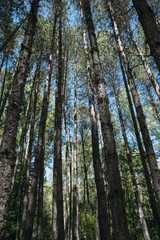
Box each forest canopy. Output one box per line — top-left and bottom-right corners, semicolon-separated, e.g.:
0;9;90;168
0;0;160;239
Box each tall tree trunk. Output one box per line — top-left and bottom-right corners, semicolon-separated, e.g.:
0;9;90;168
0;52;6;73
15;155;24;240
63;52;69;235
37;156;44;240
108;0;160;206
82;1;130;239
0;13;29;53
143;80;160;122
111;72;151;240
64;108;68;235
19;62;41;240
123;18;160;101
0;54;9;108
81;129;90;208
10;62;39;194
0;60;18;121
80;2;112;238
21;8;57;240
68;137;73;240
72;63;79;240
51;2;65;239
95;188;101;240
0;0;40;237
132;0;160;72
120;59;160;238
14;70;39;239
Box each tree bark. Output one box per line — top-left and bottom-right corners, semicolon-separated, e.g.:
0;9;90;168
123;18;160;101
81;129;90;208
80;2;110;238
0;54;9;108
72;63;79;240
19;60;41;240
132;0;160;72
111;72;150;240
51;2;65;239
68;138;73;240
10;63;39;194
0;0;40;237
82;0;130;239
64;108;68;235
0;52;6;73
120;58;160;238
63;51;69;235
21;7;57;239
37;155;44;240
108;0;160;206
0;61;18;121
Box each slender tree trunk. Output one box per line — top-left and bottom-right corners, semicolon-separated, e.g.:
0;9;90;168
19;63;41;240
69;138;73;240
15;154;24;240
0;13;29;53
143;80;160;121
51;2;65;239
95;188;101;240
111;73;150;240
64;109;68;235
0;60;18;121
120;59;160;238
82;1;130;239
108;0;160;206
10;63;39;194
63;52;69;235
0;54;9;108
123;170;138;240
123;19;160;101
0;52;6;73
132;0;160;72
37;157;44;240
72;63;79;240
80;2;111;238
21;9;57;240
81;129;90;208
0;1;40;237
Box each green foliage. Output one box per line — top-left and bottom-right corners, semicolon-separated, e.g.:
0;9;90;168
79;207;96;240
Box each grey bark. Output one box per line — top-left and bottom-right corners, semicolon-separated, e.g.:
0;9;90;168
120;59;160;238
14;70;38;239
72;64;79;240
123;18;160;101
82;0;130;239
21;8;57;239
132;0;160;72
0;54;9;108
0;52;6;73
10;64;38;194
81;129;90;208
0;60;18;121
51;2;65;238
0;0;40;237
68;138;73;240
63;51;69;235
19;60;41;240
37;155;44;240
64;108;68;235
143;80;160;121
108;0;160;206
80;2;111;238
111;73;150;240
